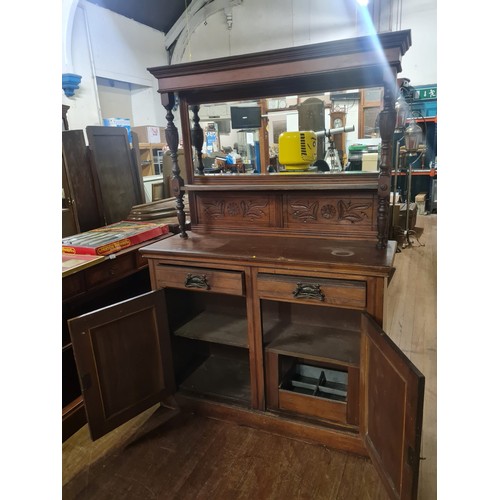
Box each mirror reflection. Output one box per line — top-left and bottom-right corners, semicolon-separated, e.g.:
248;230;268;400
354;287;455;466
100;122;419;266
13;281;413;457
192;89;383;176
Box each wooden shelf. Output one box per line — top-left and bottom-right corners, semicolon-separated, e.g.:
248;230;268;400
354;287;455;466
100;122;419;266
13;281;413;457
392;169;437;177
183;179;378;191
138;143;166;177
265;322;360;367
179;354;251;404
174;310;249;348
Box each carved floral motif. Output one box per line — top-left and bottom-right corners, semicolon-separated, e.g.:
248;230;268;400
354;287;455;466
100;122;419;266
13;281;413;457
240;200;268;220
226;202;240;216
321;204;336;219
203;200;225;219
337;200;371;223
290;199;371;224
201;199;269;221
290;201;319;221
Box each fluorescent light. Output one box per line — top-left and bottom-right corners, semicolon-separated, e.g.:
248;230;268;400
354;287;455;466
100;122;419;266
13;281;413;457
357;0;369;6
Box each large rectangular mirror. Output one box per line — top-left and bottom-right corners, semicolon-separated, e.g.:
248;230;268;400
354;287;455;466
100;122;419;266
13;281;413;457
190;89;383;178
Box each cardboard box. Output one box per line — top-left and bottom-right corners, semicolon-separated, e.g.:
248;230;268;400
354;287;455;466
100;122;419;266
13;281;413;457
415;192;427;215
132;125;166;144
362;152;378;172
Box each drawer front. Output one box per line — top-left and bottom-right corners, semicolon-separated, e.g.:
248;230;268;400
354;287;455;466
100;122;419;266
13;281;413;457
257;273;366;309
155;264;244;296
62;273;85;300
85;253;137;288
135;249;149;269
278;388;348;424
277;364;359;426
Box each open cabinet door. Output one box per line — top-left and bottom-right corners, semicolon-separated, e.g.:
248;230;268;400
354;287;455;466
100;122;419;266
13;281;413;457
360;313;425;500
68;290;175;441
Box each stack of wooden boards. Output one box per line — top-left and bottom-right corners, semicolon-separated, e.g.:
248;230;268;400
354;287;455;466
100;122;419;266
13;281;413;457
127;196;190;221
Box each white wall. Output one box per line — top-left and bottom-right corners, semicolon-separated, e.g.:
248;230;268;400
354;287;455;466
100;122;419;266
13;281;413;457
174;0;437;88
63;0;436;135
63;3;101;131
398;0;437;85
63;0;169;135
97;80;134;123
172;0;361;63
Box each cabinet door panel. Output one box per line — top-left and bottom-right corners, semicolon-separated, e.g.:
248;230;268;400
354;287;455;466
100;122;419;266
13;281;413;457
68;290;174;440
360;313;424;500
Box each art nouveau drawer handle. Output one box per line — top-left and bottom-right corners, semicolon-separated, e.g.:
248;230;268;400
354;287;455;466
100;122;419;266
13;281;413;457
185;273;210;290
292;282;325;301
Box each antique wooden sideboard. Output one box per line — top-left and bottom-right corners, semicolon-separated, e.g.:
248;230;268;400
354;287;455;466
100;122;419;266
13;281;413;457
69;30;424;500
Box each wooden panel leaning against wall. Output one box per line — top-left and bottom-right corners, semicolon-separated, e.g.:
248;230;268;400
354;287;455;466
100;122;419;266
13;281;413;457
62;126;149;238
62;130;103;237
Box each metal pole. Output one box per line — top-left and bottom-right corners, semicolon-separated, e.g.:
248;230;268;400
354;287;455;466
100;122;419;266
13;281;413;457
406;161;412;233
391;139;401;239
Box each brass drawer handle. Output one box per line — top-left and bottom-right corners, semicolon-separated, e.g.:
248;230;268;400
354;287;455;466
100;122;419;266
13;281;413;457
293;282;325;301
185;273;210;290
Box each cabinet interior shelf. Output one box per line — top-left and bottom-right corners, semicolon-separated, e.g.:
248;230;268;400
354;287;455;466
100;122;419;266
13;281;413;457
265;322;360;367
179;354;251;404
173;310;248;348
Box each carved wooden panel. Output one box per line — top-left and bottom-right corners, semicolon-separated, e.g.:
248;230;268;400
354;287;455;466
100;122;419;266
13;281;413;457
284;192;377;237
195;192;277;229
192;190;377;239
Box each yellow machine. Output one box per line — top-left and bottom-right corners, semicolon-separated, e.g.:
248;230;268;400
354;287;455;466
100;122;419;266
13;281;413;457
278;126;355;172
278;131;317;171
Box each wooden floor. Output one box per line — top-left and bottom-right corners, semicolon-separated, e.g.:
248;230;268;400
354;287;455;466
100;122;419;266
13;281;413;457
62;214;437;500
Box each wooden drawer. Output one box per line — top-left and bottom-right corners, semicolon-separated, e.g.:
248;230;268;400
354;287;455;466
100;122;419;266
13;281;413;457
271;359;359;426
154;264;245;296
257;273;366;309
62;273;85;301
279;387;348;423
85;253;137;288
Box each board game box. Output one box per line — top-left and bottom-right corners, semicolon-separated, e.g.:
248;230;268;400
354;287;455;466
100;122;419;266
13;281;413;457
62;221;169;256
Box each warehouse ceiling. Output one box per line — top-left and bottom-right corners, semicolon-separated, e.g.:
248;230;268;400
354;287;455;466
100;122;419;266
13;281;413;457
86;0;193;34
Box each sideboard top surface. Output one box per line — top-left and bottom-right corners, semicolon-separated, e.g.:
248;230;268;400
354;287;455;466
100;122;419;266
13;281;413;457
141;233;396;276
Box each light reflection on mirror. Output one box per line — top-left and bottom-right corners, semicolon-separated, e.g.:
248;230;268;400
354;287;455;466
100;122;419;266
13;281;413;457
192;89;382;176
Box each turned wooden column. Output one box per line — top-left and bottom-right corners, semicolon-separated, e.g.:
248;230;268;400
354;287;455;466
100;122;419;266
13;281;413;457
191;105;205;176
162;92;187;238
258;99;269;174
377;79;397;249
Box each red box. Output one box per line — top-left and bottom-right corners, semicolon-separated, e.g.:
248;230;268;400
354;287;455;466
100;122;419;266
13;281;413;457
62;221;169;256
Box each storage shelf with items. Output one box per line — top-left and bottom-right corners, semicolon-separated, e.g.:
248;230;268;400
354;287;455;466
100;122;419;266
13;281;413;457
263;300;361;427
139;143;166;177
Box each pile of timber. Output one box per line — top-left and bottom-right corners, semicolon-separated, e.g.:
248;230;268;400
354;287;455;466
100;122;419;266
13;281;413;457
127;197;190;222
